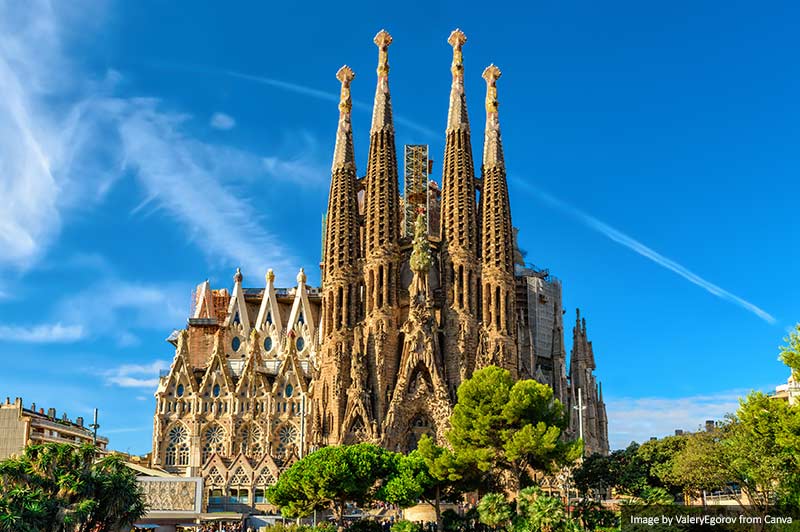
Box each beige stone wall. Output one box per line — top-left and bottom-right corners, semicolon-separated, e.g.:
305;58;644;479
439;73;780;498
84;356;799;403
0;406;27;460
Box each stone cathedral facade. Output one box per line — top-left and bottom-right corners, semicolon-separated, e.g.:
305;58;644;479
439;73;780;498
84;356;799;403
151;30;608;512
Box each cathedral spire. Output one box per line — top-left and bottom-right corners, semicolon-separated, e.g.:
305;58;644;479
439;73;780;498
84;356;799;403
478;63;516;377
482;64;504;169
371;29;394;134
446;29;469;131
332;66;356;171
440;29;480;390
362;29;402;430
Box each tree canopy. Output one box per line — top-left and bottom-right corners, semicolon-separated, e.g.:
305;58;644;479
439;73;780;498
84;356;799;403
267;443;395;530
779;323;800;378
447;366;581;490
0;443;145;532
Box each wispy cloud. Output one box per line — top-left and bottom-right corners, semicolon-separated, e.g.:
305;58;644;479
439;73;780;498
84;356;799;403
512;180;776;324
0;323;85;343
605;390;757;450
210;111;235;130
100;360;170;388
51;276;188;346
0;1;313;279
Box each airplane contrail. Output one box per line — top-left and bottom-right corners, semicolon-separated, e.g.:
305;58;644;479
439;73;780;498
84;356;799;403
223;70;440;139
512;179;776;324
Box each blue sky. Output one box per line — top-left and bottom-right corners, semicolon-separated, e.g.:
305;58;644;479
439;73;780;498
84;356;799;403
1;0;798;453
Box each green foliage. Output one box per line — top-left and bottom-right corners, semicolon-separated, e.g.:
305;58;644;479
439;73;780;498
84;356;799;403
448;366;580;488
267;443;396;526
724;392;800;510
779;323;800;378
477;492;514;529
346;519;383;532
572;444;648;497
570;500;617;531
0;443;145;532
514;487;582;532
666;429;730;497
635;435;688;496
410;213;432;272
391;520;423;532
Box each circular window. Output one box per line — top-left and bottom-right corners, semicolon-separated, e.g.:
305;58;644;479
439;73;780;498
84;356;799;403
231;337;241;352
264;336;273;352
296;337;305;352
176;384;184;397
285;384;293;397
213;384;221;397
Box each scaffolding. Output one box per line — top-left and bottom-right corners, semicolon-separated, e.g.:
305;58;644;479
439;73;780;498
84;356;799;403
403;145;429;236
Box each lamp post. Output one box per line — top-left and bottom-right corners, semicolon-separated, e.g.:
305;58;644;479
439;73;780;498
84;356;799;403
573;388;586;456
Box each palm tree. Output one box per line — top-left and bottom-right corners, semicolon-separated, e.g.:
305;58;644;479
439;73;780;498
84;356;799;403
0;443;146;532
477;493;514;531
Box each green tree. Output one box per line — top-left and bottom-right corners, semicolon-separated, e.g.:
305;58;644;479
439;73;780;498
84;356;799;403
636;435;688;496
380;435;478;531
723;392;800;512
477;493;514;531
572;445;649;498
267;443;395;531
666;428;731;503
0;443;146;532
448;366;581;491
779;323;800;378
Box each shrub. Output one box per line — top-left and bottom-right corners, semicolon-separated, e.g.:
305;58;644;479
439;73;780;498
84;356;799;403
391;520;423;532
347;519;384;532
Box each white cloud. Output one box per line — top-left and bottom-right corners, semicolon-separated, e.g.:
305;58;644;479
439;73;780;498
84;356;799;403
0;322;84;343
210;112;235;130
52;276;188;345
0;1;318;280
605;390;758;450
512;180;776;324
101;359;170;388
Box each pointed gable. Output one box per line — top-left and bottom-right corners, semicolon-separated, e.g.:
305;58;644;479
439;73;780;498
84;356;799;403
193;280;214;319
224;268;251;332
236;329;268;396
161;330;196;396
199;330;235;395
255;269;284;334
286;269;316;346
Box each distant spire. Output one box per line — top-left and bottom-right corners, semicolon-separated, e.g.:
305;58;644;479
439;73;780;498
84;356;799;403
371;30;394;134
332;65;356;171
446;29;469;131
482;64;504;168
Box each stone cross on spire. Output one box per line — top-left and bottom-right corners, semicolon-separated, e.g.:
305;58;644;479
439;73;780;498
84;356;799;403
332;65;356;171
482;64;504;168
447;29;470;132
371;30;394;133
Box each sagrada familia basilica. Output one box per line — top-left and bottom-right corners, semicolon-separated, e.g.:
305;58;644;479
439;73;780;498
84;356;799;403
151;29;608;510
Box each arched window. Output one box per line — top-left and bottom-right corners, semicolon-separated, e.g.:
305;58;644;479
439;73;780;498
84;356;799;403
213;384;221;397
176;384;184;397
165;424;189;466
202;424;226;463
264;336;273;352
231;337;241;352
